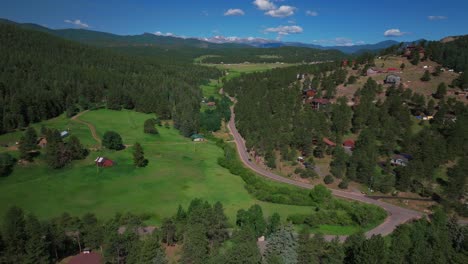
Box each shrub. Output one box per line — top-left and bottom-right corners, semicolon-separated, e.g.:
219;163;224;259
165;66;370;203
102;131;124;150
338;179;349;189
323;175;334;184
0;153;15;177
144;118;159;134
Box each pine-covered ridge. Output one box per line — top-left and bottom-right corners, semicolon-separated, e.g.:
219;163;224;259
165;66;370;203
0;23;221;136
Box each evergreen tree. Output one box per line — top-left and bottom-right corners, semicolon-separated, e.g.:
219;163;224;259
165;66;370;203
410;50;420;65
267;213;281;236
181;224;209;264
133;143;148;167
0;153;15;177
207;202;229;247
434;82;447;99
421;70;431;82
2;206;27;263
323;237;345;264
102;131;124;150
225;227;261;264
161;218;177;246
19;126;38;161
45;129;71;169
138;235;168;264
330;146;348;178
24;214;50;264
264;224;298;264
331;97;352;138
81;213;103;251
67;135;87;160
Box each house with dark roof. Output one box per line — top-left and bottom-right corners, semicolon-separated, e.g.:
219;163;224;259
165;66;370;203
391;154;409;166
384;74;401;85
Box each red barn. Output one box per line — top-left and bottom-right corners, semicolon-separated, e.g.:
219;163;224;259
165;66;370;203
343;139;355;150
95;157;114;167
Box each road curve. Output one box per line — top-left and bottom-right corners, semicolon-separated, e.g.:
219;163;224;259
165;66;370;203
227;103;422;239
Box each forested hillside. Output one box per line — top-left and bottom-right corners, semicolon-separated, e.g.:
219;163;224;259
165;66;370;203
0;23;220;136
225;60;468;216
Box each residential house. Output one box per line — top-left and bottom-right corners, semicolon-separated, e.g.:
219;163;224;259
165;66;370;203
384;74;401;85
190;134;205;141
391;154;409;166
69;251;101;264
302;88;317;99
37;137;47;148
206;101;216;107
95;157;114;167
60;131;69;138
343;139;355;150
311;98;330;110
193;137;205;142
366;68;379;76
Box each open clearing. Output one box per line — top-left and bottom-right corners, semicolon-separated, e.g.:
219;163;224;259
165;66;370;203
0;109;317;226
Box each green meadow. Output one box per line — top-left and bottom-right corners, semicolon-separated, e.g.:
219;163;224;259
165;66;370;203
0;109;316;226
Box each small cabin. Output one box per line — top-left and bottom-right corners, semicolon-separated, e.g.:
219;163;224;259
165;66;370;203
60;131;69;138
343;139;355;150
37;137;47;148
391;155;408;166
311;98;330;110
95;157;114;167
206;102;216;107
191;134;205;141
384;74;401;85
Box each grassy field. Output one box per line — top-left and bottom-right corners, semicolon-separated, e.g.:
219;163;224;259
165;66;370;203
0;109;318;226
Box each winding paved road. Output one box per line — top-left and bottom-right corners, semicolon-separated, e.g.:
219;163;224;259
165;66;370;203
227;101;422;239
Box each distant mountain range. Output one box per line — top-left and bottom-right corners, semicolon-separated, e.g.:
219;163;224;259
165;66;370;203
0;18;422;54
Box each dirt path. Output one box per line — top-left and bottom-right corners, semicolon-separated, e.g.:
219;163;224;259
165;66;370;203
226;95;422;240
71;110;101;146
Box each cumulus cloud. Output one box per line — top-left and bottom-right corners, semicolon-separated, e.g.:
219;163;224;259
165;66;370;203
224;8;245;16
253;0;276;11
306;10;318;16
428;15;447;20
265;5;296;17
384;29;407;37
264;25;303;39
154;31;175;37
64;19;89;28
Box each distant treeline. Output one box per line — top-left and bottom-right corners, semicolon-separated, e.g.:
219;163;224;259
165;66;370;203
0;23;221;136
200;46;345;64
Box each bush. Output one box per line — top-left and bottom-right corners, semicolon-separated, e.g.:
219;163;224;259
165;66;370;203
144;119;159;134
0;153;16;177
286;214;308;224
338;179;349;189
323;175;334;184
102;131;124;150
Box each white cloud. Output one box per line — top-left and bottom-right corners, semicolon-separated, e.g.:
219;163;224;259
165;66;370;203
64;19;89;28
265;5;296;18
253;0;276;11
224;8;245;16
384;28;406;37
312;38;364;46
428;15;447;20
154;31;175;37
264;25;303;39
306;10;318;16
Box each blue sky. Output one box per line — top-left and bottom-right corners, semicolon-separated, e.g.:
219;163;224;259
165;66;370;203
1;0;467;46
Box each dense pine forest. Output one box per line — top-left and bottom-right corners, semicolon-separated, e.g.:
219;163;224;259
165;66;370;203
1;202;467;264
224;58;468;216
0;23;221;136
